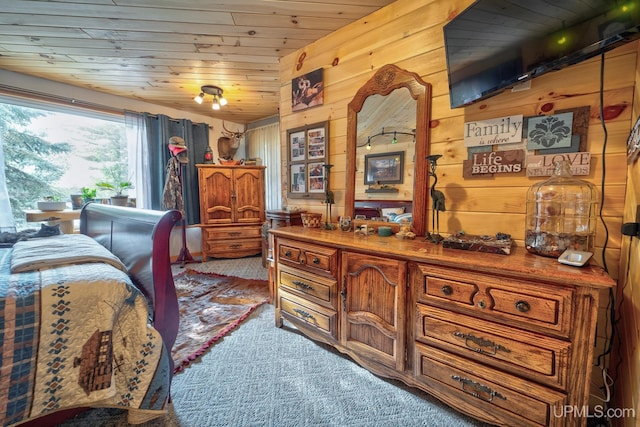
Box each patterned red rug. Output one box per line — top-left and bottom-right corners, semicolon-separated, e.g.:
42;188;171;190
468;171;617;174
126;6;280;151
171;269;270;373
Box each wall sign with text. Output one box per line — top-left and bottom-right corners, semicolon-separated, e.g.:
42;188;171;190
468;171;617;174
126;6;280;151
462;149;524;178
525;152;591;176
464;115;523;147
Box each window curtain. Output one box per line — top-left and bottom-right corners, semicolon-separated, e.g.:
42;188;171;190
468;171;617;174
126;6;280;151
143;114;209;225
0;125;16;233
246;121;281;210
125;111;150;209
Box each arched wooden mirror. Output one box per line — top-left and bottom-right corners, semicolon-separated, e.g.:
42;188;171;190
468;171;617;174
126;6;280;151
345;64;432;236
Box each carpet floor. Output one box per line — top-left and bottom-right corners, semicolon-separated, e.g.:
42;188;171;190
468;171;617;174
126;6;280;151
59;256;492;427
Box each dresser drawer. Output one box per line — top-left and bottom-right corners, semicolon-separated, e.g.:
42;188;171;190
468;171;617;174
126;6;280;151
279;291;337;339
415;264;573;337
204;225;262;239
277;238;338;278
278;244;301;264
415;343;566;427
279;264;337;309
416;304;570;389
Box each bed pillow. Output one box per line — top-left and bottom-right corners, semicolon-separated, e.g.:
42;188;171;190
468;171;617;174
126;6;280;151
381;207;405;218
11;233;127;273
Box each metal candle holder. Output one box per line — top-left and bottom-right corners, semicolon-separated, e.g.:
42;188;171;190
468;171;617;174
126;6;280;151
425;154;445;243
322;164;336;230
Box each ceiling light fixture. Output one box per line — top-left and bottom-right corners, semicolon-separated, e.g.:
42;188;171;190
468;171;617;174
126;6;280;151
194;85;227;109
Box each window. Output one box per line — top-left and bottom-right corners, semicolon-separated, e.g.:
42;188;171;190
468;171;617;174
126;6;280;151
1;96;133;230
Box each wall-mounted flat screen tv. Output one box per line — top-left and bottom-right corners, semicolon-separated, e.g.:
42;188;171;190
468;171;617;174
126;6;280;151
444;0;640;109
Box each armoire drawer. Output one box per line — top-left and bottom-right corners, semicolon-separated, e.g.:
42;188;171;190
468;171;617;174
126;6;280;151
277;238;338;278
415;264;573;337
279;264;337;309
415;343;566;427
416;304;570;390
204;225;262;240
279;291;337;339
205;238;262;255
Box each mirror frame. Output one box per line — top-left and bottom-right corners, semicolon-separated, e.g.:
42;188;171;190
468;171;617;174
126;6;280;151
345;64;432;237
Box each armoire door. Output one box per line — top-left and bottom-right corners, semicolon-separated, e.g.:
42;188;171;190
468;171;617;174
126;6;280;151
233;168;265;224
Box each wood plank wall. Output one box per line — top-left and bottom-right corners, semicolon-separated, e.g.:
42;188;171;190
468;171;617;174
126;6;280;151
278;0;637;421
611;44;640;427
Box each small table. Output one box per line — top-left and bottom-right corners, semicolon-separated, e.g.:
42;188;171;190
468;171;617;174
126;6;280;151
25;209;80;234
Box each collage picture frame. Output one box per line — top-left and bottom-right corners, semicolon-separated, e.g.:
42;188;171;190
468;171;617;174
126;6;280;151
287;121;329;199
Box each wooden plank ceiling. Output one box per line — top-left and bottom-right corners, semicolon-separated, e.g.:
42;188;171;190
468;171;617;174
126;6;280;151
0;0;396;124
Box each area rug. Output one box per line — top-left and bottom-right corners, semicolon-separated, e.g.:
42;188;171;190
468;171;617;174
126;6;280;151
171;268;270;373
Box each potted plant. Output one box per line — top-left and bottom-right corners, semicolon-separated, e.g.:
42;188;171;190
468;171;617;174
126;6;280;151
72;187;97;209
96;181;133;206
37;195;67;211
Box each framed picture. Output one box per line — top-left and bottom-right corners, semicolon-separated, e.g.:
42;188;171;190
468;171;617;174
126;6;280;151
291;68;324;112
364;151;404;185
308;162;326;193
307;126;326;160
290;164;306;193
286;121;329;199
289;130;306;162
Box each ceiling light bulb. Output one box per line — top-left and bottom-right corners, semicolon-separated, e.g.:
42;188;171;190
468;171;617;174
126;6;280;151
194;93;204;104
392;132;397;144
219;96;228;106
212;96;220;110
366;138;371;150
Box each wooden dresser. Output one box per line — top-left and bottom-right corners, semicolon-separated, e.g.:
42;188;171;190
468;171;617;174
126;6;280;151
270;227;615;427
197;164;266;259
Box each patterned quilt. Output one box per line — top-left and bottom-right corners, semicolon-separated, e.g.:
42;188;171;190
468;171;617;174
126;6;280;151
0;240;172;426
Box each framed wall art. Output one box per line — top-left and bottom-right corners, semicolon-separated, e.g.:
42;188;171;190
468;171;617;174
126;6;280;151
364;151;404;185
291;68;324;112
287;121;329;199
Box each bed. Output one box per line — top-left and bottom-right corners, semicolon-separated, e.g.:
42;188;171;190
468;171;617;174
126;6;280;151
1;203;182;427
354;199;413;221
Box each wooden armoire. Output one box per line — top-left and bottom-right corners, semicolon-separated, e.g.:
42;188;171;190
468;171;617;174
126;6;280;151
196;164;266;259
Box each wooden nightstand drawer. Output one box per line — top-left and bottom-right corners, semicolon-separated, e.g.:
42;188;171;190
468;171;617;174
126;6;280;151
277;238;337;277
279;291;337;339
279;264;337;308
415;264;573;337
415;344;566;427
416;304;570;389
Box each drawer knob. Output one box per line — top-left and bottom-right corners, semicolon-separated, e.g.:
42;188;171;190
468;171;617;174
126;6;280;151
515;300;531;313
477;300;486;309
312;257;320;264
441;285;453;296
285;250;292;257
451;375;507;403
